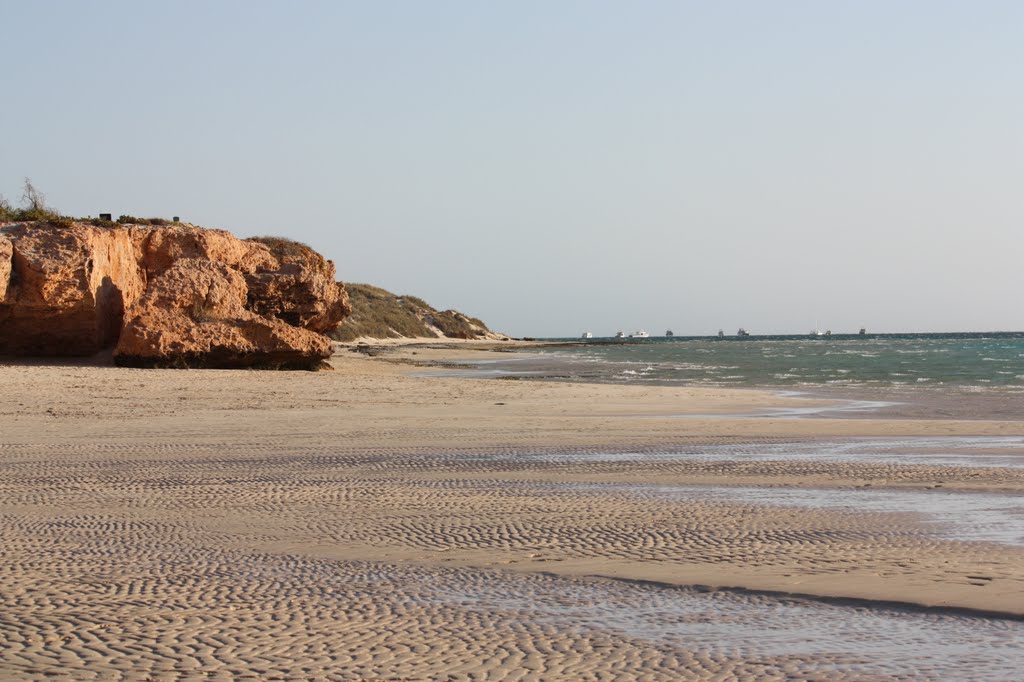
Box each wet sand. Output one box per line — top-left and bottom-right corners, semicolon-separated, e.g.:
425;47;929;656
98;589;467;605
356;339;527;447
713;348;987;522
1;342;1023;679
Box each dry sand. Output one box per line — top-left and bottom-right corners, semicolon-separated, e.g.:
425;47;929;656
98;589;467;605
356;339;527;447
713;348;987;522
1;341;1022;680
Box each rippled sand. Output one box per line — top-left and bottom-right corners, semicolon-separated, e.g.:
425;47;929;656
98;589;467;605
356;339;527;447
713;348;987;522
3;554;1021;680
1;343;1023;679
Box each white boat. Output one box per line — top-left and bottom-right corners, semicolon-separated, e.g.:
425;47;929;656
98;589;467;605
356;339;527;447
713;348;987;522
628;330;650;338
615;331;625;338
581;332;593;339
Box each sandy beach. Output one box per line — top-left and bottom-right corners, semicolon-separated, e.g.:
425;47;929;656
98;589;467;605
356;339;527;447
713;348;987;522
2;341;1023;680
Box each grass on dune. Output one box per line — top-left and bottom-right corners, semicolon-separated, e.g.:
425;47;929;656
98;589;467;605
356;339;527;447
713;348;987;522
330;283;491;342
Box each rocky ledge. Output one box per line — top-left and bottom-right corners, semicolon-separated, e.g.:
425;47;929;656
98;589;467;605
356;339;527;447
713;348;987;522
0;221;351;370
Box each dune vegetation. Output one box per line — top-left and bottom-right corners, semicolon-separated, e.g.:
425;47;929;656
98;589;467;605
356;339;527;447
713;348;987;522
330;283;495;342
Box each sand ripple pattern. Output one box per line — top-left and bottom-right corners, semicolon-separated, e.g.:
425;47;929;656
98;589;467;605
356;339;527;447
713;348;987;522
2;542;1022;681
2;438;1024;679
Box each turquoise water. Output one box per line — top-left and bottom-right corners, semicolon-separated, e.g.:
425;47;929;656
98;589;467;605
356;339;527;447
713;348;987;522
530;333;1024;390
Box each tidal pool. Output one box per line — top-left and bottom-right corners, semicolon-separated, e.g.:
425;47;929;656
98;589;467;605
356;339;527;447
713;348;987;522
524;436;1024;469
418;566;1024;681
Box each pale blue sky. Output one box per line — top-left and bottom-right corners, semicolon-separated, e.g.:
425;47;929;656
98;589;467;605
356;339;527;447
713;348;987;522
3;1;1021;336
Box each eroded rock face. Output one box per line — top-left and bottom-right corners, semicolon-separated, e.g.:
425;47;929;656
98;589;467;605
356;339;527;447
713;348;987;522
0;223;144;355
244;238;352;333
0;221;349;369
0;235;12;303
116;259;333;370
132;225;277;278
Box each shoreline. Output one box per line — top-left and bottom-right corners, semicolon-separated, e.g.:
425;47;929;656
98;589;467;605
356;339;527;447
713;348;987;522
1;338;1023;678
345;338;1024;427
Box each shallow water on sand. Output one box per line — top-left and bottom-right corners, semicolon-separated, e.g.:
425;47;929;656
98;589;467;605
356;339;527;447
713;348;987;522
527;436;1024;468
421;567;1024;681
503;437;1024;545
611;483;1024;547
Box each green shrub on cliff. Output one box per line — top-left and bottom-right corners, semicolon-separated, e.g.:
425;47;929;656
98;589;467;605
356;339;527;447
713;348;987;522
0;204;74;227
116;215;172;226
247;235;315;259
0;180;74;227
247;235;333;278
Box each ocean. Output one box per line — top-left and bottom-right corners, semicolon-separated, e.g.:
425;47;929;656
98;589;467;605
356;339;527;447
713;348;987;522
512;333;1024;392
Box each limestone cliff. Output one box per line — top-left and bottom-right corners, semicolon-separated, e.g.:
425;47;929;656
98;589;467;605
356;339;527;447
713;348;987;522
0;221;350;369
0;222;144;355
116;259;335;370
1;235;14;303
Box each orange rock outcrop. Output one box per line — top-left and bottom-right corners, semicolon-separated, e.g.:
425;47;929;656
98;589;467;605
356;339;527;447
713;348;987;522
0;222;144;355
0;221;349;369
244;237;350;334
116;259;335;369
0;235;13;303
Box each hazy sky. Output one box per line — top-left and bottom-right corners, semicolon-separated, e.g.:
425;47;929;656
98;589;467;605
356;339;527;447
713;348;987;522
3;1;1021;336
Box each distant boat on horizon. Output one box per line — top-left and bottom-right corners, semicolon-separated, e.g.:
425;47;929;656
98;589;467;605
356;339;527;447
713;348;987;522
737;328;750;337
665;329;674;337
629;330;650;339
581;331;593;339
810;321;832;338
615;331;625;338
